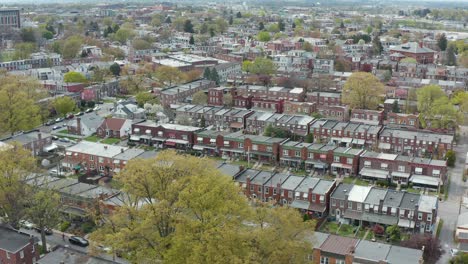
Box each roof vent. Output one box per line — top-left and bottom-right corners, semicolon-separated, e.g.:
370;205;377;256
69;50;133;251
343;189;347;192
410;199;414;202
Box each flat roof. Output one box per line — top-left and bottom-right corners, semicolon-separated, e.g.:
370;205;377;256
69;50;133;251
0;227;34;253
348;185;372;203
354;240;391;262
67;141;128;158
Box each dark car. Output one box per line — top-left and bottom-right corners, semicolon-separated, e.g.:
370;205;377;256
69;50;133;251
66;114;74;119
45;120;56;126
33;227;53;235
52;136;59;140
76;112;84;116
69;236;89;247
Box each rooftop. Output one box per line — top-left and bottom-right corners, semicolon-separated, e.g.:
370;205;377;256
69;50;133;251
0;226;34;253
354;240;391;262
320;235;358;255
348;185;372;203
67;141;128;158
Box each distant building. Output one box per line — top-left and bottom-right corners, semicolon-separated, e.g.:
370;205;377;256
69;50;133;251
0;9;20;29
389;42;435;64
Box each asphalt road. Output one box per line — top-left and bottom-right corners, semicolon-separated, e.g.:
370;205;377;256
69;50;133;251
437;126;468;264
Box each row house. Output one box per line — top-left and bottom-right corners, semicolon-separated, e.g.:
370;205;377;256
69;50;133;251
264;114;315;137
316;105;349;122
175;105;221;124
378;127;454;157
315;120;382;149
279;141;311;168
233;94;253;109
389;42;435;64
159;80;216;106
279;141;335;175
2;131;53;157
252;97;284;113
385;112;420;129
284;101;316;115
350;109;384;126
359;151;447;188
193;130;231;156
290;178;336;218
306;92;342;106
0;226;39;264
234;85;305;102
330;183;438;234
131;121;202;149
383;99;418;116
207;87;229;106
330;147;364;176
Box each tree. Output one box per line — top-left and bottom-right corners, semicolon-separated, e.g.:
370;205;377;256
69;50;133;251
114;28;135;44
42;31;53;40
305;133;314;143
203;67;211;80
0;143;37;229
64;71;87;83
334;59;352;72
446;44;457;66
257;31;271;42
223;93;233;107
89;151;313;263
192;91;208;105
426;97;461;129
133;39;151;50
0;74;44;135
445;150;456;167
53;96;76;117
236;11;242;18
246;57;277;75
401;234;443;264
165;16;172;24
62;35;83;59
26;190;62;252
385;224;401;242
189;35;195;45
342;72;384;110
303;41;313;52
437;33;447;51
136;92;158;107
228;16;233;25
392;100;400;113
21;28;36;43
109;63;121;76
184;69;202;82
13;42;36;60
372;224;385;236
242;60;253;73
416;85;446;116
154;66;185;87
215;18;228;33
184;20;194;33
372;35;383;55
450;253;468;264
278;19;285;31
210;68;220;85
176;114;192;125
259;21;265;30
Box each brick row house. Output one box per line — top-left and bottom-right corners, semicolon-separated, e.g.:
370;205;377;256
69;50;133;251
306;92;342;106
330;147;364;176
359;151;447;189
131;121;202;149
330;183;438;234
0;226;39;264
279;141;335;175
158;80;216;106
246;112;315;137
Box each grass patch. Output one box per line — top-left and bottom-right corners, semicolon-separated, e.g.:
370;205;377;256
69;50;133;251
57;129;69;134
436;219;444;239
356;227;368;239
103;99;116;103
337;224;355;237
342;177;355;184
101;138;121;145
321;222;339;234
354;178;369;186
84;135;100;142
406;188;421;194
444;176;451;200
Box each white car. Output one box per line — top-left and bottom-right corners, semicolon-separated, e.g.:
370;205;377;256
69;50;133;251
93;106;101;111
450;248;459;257
20;220;35;229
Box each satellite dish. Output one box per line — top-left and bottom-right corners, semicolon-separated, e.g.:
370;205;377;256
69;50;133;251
41;159;51;167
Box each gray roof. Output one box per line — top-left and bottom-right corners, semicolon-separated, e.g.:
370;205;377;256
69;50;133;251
60;182;97;196
304;232;330;249
250;170;274;185
235;169;260;184
354;240;391;262
75;114;104;129
400;192;420;210
364;188;387;205
113;148;145;161
265;173;289;187
330;183;354;200
312;179;335;195
281;175;305;190
295;177;320;193
383;190;404;207
380;127;453;144
386;245;423;264
390;42;435;54
3;131;51;145
217;163;243;178
0;226;34;253
37;246;118;264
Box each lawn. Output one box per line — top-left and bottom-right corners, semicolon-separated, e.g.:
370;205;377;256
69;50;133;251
337;224;355;237
354;178;369;186
342;177;355;184
58;129;69;134
321;222;339;234
356;227;369;239
84;135;100;142
342;177;368;186
101;138;121;145
406;188;421;194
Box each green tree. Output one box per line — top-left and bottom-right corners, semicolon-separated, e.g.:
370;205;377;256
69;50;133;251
155;66;185;87
26;190;62;252
223;93;233;107
114;28;135;44
303;41;313;52
342;72;384;110
203;67;211;79
20;28;36;43
445;150;456;167
278;19;285;31
259;21;265;30
446;44;457;66
450;253;468;264
13;42;36;60
135;92;158;107
264;124;273;136
0;75;44;135
53;96;76;117
416;85;446;116
184;20;194;33
392;100;400;113
372;35;383;55
132;39;151;50
189;35;195;45
257;31;271;42
211;68;220;85
305;133;314;143
236;11;242;18
386;224;401;242
109;63;121;76
242;60;253;73
62;35;83;59
64;71;87;83
42;31;54;40
215;18;228;33
192;91;208;105
246;57;277;75
437;33;447;51
228;16;233;25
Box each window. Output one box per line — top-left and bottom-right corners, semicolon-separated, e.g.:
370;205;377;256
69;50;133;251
382;206;387;213
400;209;406;217
433;170;440;177
381;163;388;170
391;207;397;216
347;158;353;164
336;260;345;264
364;161;371;167
427;214;432;222
273;188;277;195
320;195;325;204
332;199;336;206
398;165;405;172
90;155;94;161
258;186;262;192
312;195;316;202
415;167;423;175
320;256;329;264
238;143;243;148
289;191;293;198
266;146;272;152
7;252;10;259
250;185;254;191
365;204;370;212
283;150;289;156
99;166;104;171
32;245;35;253
308;152;313;159
265;187;269;194
348;201;352;209
182;135;188;140
303;193;308;199
340;200;344;208
295;151;300;157
357;202;362;211
425;224;431;232
20;250;24;259
334;156;340;162
410;120;415;125
418;213;423;220
252;144;258;151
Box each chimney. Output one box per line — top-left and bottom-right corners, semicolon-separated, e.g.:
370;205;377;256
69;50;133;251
104;145;108;150
37;132;42;141
77;118;81;135
419;42;423;48
121;148;124;153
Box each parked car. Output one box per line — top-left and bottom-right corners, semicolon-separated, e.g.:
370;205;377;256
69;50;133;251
51;136;59;140
49;169;65;176
59;137;70;143
34;227;53;235
85;108;93;113
93;106;101;111
45;120;56;126
52;125;62;130
450;248;459;257
76;112;84;116
19;220;35;229
66;113;74;119
55;117;64;123
69;236;89;247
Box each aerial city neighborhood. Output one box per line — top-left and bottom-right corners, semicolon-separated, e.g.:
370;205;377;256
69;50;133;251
0;0;467;263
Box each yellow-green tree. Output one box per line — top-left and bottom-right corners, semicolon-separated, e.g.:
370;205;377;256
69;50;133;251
192;90;208;105
0;143;37;229
0;74;44;135
64;71;87;83
62;35;83;59
154;66;185;87
342;72;385;110
416;85;446;115
53;96;76;117
89;150;314;263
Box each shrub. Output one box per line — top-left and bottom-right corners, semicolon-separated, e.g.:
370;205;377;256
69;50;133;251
81;221;96;234
445;150;456;167
59;221;71;232
372;224;385;236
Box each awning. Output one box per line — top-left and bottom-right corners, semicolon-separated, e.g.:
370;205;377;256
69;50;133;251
280;157;302;162
331;137;342;142
398;218;415;228
210;138;216;143
360;168;389;179
140;135;151;139
353;139;365;145
379;142;391;150
309;203;326;213
249;151;273;157
165;141;176;146
343;210;362;220
152;137;166;142
362;212;398;225
411;175;440;187
331;163;352;169
62;206;87;217
193;145;204;151
166;139;189;145
305;159;328;169
341;137;353;143
290;200;311;210
130;135;141;141
74;165;81;170
43;144;58;152
230;122;243;129
220;148;245;154
415;168;423;174
133;128;140;133
392;171;411;178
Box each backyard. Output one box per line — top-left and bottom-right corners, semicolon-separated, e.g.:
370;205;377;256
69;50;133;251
101;138;121;145
84;135;100;142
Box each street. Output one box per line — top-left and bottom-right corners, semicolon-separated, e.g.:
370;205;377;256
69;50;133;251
437;126;468;264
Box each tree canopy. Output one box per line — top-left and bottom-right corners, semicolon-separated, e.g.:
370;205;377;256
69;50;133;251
243;57;277;75
154;66;185;87
342;72;384;110
192;91;208;105
89;150;314;263
416;85;461;129
64;71;87;83
53;96;76;117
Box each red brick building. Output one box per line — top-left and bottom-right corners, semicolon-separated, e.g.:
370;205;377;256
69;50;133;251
131;121;202;149
0;226;39;264
389;42;435;64
96;118;132;139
